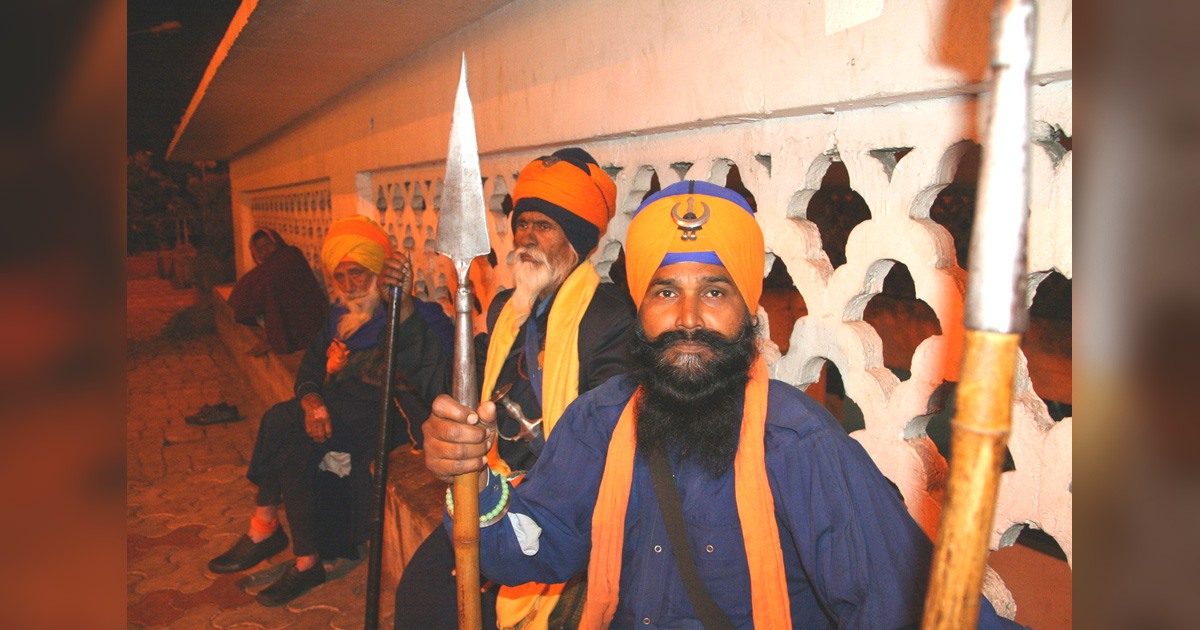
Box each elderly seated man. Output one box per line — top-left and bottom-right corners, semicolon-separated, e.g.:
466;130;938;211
423;181;1027;629
207;216;452;607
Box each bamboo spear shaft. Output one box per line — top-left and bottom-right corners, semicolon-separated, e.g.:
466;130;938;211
437;55;490;630
922;1;1036;628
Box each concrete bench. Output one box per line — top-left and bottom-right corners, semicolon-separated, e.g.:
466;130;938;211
212;284;304;403
211;284;444;593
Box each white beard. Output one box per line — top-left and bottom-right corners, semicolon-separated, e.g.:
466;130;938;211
509;245;575;328
333;278;382;340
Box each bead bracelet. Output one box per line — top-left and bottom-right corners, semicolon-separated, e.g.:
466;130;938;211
445;471;511;528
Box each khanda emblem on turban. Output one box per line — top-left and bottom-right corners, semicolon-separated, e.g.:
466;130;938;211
671;197;710;241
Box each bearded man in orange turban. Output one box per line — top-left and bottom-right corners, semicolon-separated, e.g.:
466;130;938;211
207;216;452;607
422;181;1025;630
379;148;637;630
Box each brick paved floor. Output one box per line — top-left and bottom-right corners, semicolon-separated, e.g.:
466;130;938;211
127;278;393;630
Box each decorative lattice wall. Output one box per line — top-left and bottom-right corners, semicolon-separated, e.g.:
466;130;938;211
248;182;334;291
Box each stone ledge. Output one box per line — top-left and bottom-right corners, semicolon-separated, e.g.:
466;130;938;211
382;445;445;593
212;284;304;405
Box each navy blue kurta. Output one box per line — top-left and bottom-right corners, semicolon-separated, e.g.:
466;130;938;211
459;375;1026;630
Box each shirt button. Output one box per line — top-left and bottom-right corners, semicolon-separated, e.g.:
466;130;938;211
643;618;651;625
654;545;662;553
706;545;714;552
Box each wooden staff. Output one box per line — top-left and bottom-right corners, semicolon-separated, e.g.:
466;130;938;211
922;1;1036;628
364;285;403;630
438;55;491;630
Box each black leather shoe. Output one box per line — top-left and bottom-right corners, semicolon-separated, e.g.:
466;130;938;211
207;529;289;574
255;561;326;607
187;403;242;425
185;404;218;424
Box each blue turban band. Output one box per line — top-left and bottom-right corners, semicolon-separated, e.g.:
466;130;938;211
660;251;724;267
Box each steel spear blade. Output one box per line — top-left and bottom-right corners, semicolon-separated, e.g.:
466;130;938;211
437;54;490;263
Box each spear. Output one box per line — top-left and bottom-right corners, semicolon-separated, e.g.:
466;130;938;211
437;54;491;630
921;1;1036;628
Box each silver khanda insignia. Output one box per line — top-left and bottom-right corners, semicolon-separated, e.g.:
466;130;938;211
671;197;710;241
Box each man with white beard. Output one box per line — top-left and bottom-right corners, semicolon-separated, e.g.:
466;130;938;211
206;216;452;607
380;148;637;630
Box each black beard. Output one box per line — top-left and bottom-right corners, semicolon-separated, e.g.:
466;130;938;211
630;316;759;478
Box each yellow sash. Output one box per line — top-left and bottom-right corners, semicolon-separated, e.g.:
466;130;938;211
478;262;600;630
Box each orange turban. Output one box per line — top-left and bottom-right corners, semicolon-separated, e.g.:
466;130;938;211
512;148;617;257
624;180;764;312
320;216;393;275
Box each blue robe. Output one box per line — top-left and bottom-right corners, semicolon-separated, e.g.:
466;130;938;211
460;375;1026;630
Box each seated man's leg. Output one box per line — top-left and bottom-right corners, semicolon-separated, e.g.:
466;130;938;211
256;394;378;606
315;396;395;557
253;429;328;607
209;398;305;574
276;431;322;562
394;527;499;630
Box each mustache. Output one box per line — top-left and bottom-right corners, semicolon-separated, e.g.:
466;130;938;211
336;283;380;307
636;327;742;351
514;246;549;265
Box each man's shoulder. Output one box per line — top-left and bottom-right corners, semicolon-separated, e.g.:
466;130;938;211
588;282;635;309
493;287;516;305
562;374;638;423
487;288;514;331
765;379;844;441
580;372;638;407
581;282;636;324
413;297;452;323
548;374;638;444
411;297;455;352
232;262;266;285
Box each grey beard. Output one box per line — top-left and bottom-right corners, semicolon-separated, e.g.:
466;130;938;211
334;285;381;339
509;246;577;326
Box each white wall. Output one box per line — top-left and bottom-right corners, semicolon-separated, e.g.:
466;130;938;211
228;0;1070;194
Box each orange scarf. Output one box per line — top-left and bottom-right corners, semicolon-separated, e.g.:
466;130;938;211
479;261;600;630
582;355;792;629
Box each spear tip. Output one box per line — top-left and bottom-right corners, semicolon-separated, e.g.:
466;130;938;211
439;51;489;262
